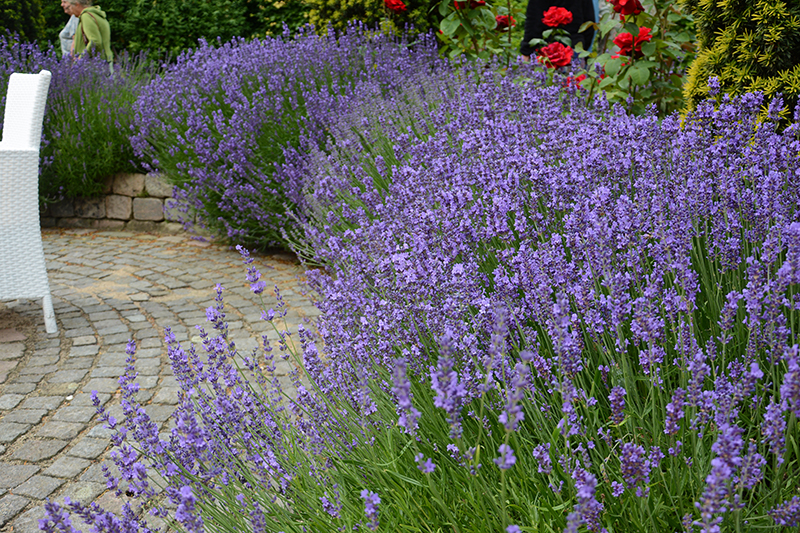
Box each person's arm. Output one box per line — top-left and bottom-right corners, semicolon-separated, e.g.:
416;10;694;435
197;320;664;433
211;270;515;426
78;13;102;55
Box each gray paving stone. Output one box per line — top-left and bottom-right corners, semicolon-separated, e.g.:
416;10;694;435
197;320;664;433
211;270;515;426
86;423;115;438
36;421;85;439
2;383;35;394
26;355;60;366
152;387;180;405
13;475;65;499
67;437;108;459
44;455;91;478
0;422;30;443
144;404;175;424
72;335;97;346
82;378;120;394
19;396;62;410
0;464;39;489
0;494;30;527
69;344;99;356
89;366;126;378
0;394;25;410
49;369;90;383
4;409;47;424
70;391;109;406
58;481;105;504
53;406;97;423
65;327;95;338
62;357;95;370
10;505;45;533
19;363;57;374
10;439;68;461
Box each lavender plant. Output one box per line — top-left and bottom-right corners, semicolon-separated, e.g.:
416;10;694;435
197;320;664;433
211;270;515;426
0;34;151;200
130;26;444;248
42;69;800;533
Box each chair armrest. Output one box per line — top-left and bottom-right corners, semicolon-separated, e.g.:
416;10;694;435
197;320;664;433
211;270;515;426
0;142;38;155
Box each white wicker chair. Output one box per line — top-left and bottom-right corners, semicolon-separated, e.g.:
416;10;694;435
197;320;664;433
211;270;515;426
0;70;57;333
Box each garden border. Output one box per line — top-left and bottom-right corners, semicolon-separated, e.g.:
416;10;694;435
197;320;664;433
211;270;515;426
39;173;187;233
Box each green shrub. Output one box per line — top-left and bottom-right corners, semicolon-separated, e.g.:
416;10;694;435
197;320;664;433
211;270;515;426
1;0;46;42
106;0;249;54
306;0;440;35
245;0;309;36
680;0;800;115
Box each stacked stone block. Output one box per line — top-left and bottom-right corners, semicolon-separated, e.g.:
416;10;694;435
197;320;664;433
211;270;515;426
40;174;187;233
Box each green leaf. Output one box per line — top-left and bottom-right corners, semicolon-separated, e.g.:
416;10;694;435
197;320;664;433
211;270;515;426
629;64;650;86
478;7;496;28
605;56;623;77
599;18;616;37
594;53;611;66
578;21;597;33
438;0;451;17
640;41;656;57
618;74;630;90
623;22;639;34
599;76;616;89
440;14;461;37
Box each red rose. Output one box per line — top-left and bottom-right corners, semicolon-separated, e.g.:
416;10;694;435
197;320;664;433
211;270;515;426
495;15;516;30
385;0;407;12
564;73;587;88
607;0;643;16
454;0;486;9
613;26;652;56
537;42;574;68
542;6;573;27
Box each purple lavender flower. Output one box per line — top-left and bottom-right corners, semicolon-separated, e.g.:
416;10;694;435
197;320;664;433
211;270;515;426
507;526;521;533
415;453;437;473
532;443;552;474
175;486;203;533
361;489;381;531
781;344;800;417
499;362;530;432
393;357;421;436
770;496;800;527
619;442;648;493
762;399;787;461
664;388;686;435
430;356;469;439
494;444;517;470
608;386;626;425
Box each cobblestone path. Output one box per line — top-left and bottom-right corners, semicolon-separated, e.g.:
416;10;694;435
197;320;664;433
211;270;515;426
0;229;318;531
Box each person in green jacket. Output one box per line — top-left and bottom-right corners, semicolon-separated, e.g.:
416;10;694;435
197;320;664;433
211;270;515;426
70;0;113;70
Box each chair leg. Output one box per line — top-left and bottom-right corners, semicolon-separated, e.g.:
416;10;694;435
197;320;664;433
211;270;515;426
43;294;57;334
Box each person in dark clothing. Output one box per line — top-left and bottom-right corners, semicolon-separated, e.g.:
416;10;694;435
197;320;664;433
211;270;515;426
520;0;596;60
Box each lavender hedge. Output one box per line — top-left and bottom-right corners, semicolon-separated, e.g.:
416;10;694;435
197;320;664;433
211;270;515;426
130;26;444;248
0;35;151;200
41;61;800;532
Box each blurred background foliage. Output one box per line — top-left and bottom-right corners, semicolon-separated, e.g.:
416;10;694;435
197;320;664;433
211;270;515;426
2;0;46;42
30;0;310;55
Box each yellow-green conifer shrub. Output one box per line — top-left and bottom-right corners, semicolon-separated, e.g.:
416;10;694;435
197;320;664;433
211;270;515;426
680;0;800;116
306;0;439;35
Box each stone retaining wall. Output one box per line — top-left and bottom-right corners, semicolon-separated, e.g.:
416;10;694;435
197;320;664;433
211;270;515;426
40;173;189;233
